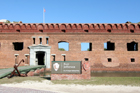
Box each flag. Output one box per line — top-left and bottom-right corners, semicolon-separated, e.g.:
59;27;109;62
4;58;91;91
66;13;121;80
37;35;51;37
44;8;46;12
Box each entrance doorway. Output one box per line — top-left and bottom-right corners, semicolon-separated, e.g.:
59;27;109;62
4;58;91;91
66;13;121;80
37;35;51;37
36;51;45;65
29;45;51;68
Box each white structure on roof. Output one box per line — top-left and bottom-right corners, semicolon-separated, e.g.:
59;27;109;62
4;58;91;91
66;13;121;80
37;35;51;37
0;19;8;22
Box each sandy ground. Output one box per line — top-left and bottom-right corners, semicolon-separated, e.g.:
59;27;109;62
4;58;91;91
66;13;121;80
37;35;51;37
1;80;140;93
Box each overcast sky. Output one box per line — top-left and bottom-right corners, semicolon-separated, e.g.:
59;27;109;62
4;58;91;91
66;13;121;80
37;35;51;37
0;0;140;23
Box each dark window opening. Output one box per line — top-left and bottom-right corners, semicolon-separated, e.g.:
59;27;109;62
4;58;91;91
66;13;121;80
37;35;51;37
131;58;135;62
16;30;20;32
84;30;88;32
85;58;89;61
36;52;45;65
39;38;42;44
107;29;111;32
81;43;92;51
62;30;66;32
46;38;49;44
64;56;66;61
53;56;55;61
127;41;138;51
33;38;35;44
130;29;134;33
104;41;115;51
108;58;112;62
39;30;43;32
13;42;23;51
58;41;69;51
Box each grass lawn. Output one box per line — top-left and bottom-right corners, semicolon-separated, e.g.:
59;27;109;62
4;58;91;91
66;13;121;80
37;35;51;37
52;77;140;86
0;77;45;84
0;76;140;86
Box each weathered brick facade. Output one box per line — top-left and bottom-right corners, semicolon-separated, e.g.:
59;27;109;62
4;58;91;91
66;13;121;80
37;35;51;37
0;22;140;72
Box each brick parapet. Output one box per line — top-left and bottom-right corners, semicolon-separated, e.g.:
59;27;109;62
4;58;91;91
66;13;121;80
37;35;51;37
0;23;139;33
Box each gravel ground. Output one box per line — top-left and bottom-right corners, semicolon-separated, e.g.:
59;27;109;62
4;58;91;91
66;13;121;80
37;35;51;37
0;85;56;93
1;80;140;93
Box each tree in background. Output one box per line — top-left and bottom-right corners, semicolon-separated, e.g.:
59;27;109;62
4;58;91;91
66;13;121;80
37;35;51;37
4;20;19;23
5;20;10;23
59;48;66;51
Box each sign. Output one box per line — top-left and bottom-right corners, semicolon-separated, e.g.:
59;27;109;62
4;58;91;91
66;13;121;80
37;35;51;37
52;61;81;74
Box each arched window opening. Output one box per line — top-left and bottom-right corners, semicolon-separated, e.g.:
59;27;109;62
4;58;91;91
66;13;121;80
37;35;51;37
58;41;69;51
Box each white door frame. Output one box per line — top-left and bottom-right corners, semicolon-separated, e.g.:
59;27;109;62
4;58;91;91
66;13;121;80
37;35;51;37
28;45;51;68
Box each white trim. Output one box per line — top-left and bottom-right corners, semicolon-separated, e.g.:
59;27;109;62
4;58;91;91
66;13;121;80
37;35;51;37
32;36;36;38
45;36;49;38
39;36;43;38
61;54;66;56
14;54;19;56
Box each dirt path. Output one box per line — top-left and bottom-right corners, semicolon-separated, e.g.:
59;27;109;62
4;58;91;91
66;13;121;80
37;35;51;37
1;80;140;93
0;85;56;93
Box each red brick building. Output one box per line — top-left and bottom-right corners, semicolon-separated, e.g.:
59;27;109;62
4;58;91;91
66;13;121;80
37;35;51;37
0;22;140;72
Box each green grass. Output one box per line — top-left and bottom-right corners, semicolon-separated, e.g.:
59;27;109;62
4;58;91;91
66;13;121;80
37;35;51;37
0;77;45;84
1;77;140;86
52;77;140;86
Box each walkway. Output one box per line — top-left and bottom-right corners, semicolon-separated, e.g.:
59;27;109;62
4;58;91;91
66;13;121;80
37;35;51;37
0;85;56;93
0;65;46;79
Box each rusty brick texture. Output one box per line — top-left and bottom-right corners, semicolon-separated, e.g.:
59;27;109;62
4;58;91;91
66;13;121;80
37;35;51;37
0;23;140;72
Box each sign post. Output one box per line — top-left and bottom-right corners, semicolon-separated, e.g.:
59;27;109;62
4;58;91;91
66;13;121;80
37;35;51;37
51;61;91;80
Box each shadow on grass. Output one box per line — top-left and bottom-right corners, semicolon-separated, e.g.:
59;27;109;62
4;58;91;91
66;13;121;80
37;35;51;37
40;76;51;80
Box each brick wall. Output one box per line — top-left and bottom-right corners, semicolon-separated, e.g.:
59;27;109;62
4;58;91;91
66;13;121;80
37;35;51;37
0;22;140;72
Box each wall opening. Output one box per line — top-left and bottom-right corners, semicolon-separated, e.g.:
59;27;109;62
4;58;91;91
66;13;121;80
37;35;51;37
39;30;43;32
108;58;112;62
127;41;138;51
81;43;92;51
46;38;49;44
107;29;111;32
39;38;42;44
58;41;69;51
64;55;66;61
53;56;55;61
84;30;88;32
16;30;20;32
36;52;45;65
104;41;115;51
61;30;66;32
85;58;89;61
131;58;135;62
130;29;134;33
51;54;56;61
62;54;66;61
13;42;23;51
33;38;35;44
